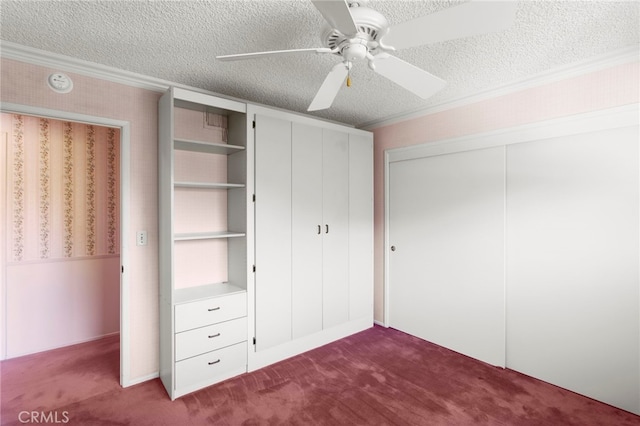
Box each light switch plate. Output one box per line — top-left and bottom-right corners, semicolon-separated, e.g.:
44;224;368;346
136;231;148;246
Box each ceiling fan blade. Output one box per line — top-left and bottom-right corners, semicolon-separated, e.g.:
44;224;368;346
311;0;358;36
217;47;332;61
308;62;349;111
373;53;446;100
383;0;517;50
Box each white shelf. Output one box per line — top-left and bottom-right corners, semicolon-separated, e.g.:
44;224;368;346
174;182;245;189
174;231;246;241
174;282;246;305
174;138;245;155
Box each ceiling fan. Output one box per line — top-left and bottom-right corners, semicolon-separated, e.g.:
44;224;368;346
216;0;517;111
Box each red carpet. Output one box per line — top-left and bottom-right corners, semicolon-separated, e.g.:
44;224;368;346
2;326;639;425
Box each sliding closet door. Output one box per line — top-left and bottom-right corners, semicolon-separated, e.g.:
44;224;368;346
506;126;639;413
388;146;505;367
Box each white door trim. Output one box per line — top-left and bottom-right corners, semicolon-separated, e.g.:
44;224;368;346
383;103;639;326
0;102;132;387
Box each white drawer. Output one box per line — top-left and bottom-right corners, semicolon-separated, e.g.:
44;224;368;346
175;292;246;332
175;341;247;390
175;317;247;361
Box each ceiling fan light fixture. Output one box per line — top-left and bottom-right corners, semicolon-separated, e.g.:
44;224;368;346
341;41;368;61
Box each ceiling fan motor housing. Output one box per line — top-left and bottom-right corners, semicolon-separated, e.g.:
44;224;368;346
321;6;389;59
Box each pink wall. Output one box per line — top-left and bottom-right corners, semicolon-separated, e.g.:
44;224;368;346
6;257;120;357
1;58;161;380
371;61;640;322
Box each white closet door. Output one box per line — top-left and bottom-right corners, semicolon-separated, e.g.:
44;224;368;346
506;126;639;414
254;114;292;351
291;123;323;339
322;129;350;329
388;146;505;367
348;135;374;320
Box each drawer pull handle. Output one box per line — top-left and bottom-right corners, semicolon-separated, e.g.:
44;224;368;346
208;307;221;312
208;333;221;339
208;359;221;365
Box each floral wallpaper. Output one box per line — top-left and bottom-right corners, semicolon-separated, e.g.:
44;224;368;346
11;114;25;260
63;121;74;257
4;113;120;262
39;116;50;258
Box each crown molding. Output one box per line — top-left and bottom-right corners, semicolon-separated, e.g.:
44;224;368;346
1;40;170;92
0;40;253;105
358;44;640;130
0;40;356;128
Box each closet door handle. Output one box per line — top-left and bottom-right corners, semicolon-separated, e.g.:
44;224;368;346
317;225;321;235
325;224;329;234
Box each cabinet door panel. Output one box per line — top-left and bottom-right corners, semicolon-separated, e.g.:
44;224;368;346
254;114;292;351
292;123;323;338
348;135;373;320
322;129;350;329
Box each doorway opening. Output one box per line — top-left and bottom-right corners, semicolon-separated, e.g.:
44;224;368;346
1;105;130;387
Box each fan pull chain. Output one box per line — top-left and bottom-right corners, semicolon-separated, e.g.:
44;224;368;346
346;66;352;87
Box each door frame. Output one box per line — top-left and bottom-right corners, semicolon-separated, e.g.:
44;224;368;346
0;102;132;387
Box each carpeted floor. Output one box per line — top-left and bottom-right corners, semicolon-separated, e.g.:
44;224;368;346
1;326;639;425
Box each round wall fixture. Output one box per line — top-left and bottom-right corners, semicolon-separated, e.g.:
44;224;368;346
47;72;73;93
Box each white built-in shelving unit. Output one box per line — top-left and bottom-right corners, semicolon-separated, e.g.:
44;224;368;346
159;87;249;400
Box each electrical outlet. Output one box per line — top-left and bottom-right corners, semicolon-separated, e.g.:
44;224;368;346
136;231;148;246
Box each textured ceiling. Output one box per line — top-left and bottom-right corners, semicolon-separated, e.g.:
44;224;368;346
1;1;638;127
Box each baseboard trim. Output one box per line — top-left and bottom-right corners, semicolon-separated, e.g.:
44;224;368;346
2;331;120;361
122;371;160;388
248;318;373;372
373;320;387;327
